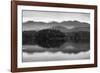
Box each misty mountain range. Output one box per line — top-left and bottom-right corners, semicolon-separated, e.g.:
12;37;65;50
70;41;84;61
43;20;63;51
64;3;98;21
22;20;90;31
22;20;90;54
51;26;90;32
23;20;90;26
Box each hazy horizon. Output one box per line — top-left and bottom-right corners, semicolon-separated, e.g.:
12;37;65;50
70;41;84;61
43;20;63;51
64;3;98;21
22;10;90;23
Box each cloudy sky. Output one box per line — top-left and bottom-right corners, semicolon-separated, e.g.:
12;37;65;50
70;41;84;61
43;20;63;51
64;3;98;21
22;10;90;23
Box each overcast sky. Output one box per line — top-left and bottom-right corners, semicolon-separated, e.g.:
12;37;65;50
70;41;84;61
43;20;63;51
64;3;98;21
22;10;90;23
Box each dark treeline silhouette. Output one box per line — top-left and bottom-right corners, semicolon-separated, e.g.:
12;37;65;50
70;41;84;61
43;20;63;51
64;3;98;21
65;31;90;43
22;31;37;45
22;29;90;48
34;29;66;48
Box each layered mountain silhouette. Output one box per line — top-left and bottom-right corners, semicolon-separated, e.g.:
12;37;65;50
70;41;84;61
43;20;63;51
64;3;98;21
22;20;90;52
23;20;90;26
51;26;90;33
23;20;90;31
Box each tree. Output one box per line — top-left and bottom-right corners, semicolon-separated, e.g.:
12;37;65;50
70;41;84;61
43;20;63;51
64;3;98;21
34;29;66;48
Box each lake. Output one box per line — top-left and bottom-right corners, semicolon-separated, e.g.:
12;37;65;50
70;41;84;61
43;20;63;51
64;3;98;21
22;42;90;62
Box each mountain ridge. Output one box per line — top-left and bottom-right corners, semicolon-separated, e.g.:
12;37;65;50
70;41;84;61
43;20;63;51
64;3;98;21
23;20;90;31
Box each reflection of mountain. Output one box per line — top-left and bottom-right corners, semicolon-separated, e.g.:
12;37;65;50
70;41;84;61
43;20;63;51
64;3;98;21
23;42;90;54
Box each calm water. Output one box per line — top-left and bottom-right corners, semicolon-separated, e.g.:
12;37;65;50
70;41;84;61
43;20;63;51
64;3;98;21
22;42;90;62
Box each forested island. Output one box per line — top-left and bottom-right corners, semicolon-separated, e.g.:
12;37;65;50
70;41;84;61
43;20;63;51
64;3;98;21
22;28;90;48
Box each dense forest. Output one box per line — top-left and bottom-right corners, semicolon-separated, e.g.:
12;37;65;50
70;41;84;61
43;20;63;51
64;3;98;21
22;29;90;48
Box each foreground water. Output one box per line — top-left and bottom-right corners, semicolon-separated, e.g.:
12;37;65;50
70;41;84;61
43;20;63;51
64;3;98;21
22;42;90;62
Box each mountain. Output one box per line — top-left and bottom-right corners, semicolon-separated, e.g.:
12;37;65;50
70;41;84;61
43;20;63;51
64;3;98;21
23;20;90;26
72;27;90;32
51;25;90;33
51;26;69;32
23;20;90;31
60;21;90;27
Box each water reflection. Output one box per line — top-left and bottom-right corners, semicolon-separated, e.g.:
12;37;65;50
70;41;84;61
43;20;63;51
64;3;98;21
23;42;90;54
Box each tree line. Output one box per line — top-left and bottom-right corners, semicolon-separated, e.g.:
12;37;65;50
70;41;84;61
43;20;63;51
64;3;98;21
22;29;90;48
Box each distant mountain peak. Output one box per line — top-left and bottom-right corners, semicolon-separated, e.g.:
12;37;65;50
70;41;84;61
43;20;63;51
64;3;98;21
51;26;69;32
23;20;90;31
25;21;34;23
52;26;67;29
23;20;89;24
